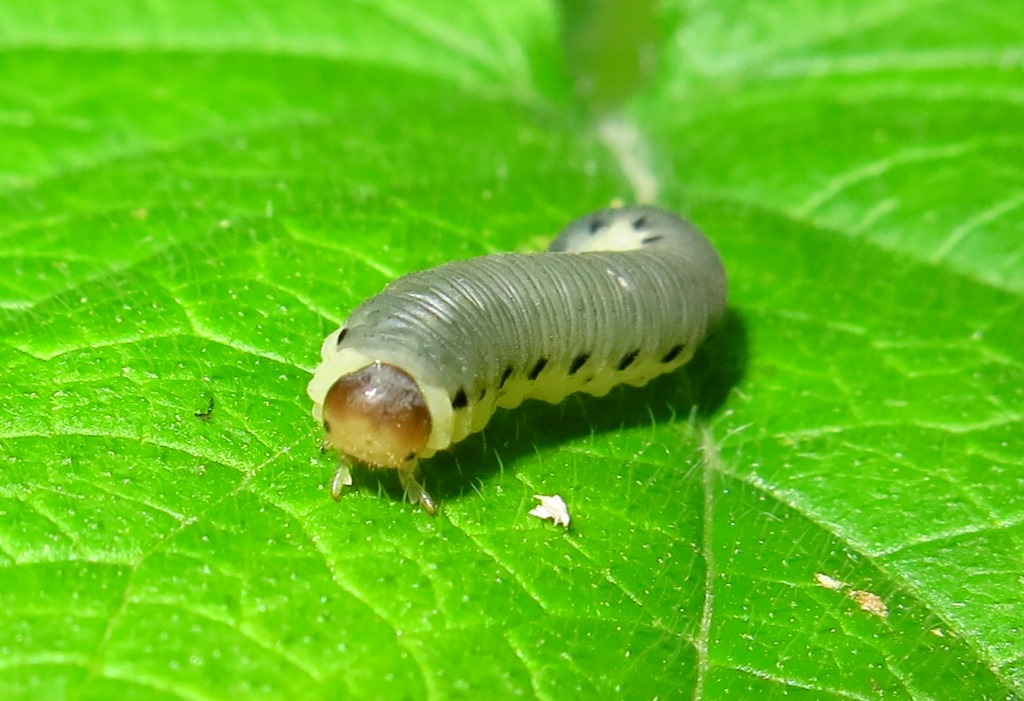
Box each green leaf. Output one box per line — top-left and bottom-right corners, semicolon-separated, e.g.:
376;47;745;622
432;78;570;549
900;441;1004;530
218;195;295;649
1;1;1021;700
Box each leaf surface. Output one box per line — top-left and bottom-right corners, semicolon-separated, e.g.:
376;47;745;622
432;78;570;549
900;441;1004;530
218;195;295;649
0;1;1021;699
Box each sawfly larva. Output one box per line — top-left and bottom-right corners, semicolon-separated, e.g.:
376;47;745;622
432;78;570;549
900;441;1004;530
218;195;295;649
307;205;727;513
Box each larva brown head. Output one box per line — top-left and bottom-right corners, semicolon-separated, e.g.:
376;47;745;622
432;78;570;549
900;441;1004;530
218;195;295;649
322;363;432;469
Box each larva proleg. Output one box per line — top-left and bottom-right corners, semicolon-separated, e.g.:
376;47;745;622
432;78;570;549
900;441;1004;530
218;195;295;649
308;205;728;512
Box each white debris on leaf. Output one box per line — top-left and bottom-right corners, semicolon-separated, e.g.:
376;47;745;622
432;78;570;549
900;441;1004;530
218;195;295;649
529;494;570;528
815;572;889;619
815;573;846;591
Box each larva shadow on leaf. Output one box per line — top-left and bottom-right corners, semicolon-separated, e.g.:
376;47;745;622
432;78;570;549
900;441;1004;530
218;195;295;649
308;205;734;513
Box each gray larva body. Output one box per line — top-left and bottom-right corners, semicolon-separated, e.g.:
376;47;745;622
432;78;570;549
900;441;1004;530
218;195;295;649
308;205;727;511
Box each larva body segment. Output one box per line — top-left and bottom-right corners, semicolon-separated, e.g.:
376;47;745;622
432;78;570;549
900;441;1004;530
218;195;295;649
308;206;727;510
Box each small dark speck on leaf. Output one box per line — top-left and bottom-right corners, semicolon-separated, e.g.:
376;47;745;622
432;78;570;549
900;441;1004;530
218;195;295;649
194;395;215;420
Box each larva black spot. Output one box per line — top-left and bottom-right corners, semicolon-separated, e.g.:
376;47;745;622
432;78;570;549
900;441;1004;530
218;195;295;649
336;328;348;347
528;358;548;380
568;353;590;375
641;235;664;245
452;388;468;409
404;452;417;462
499;365;514;388
617;350;640;371
478;388;487;400
632;216;648;230
588;218;604;234
323;420;331;431
662;344;685;363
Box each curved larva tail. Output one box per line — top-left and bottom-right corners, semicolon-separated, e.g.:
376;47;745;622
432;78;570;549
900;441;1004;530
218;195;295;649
548;205;719;260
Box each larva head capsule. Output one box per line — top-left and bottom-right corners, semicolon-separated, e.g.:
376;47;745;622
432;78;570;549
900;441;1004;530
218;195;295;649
321;362;432;469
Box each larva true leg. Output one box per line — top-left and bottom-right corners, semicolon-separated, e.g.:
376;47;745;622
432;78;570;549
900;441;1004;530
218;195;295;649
330;461;353;501
398;464;437;515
